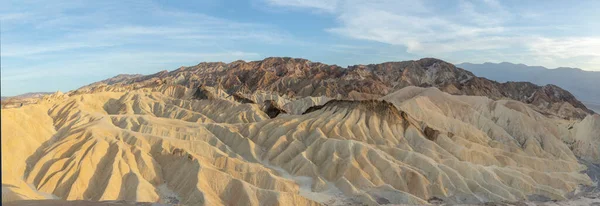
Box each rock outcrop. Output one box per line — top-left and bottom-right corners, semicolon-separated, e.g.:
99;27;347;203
72;57;593;120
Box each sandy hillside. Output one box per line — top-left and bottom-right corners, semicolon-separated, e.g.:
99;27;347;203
2;84;599;206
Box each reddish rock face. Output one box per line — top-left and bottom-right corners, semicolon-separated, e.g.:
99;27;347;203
73;57;594;119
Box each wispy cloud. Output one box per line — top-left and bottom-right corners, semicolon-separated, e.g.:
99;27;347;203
264;0;339;12
528;37;600;59
266;0;600;70
1;51;260;81
2;42;118;57
1;0;291;58
2;0;600;96
0;12;31;21
0;0;291;95
315;0;515;54
526;37;600;69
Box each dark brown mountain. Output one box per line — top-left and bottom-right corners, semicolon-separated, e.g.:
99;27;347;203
72;57;593;119
457;62;600;112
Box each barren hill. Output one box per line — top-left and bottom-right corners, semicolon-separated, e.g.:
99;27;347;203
72;57;593;120
1;92;54;109
2;57;598;206
457;62;600;111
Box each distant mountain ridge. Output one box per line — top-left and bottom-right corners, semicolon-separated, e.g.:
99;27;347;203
457;62;600;113
0;92;55;109
72;57;593;119
0;92;54;101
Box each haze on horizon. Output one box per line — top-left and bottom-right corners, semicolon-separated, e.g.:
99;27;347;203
1;0;600;96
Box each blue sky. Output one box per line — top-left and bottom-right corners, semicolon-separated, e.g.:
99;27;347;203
2;0;600;96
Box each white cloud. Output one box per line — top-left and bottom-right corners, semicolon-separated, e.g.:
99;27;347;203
0;12;30;21
1;2;291;58
0;0;289;95
525;37;600;69
326;0;512;53
458;0;511;26
266;0;600;70
264;0;339;12
528;37;600;59
1;42;117;57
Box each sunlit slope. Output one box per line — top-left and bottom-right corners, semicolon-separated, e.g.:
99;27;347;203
2;103;56;201
570;114;600;164
382;86;600;165
2;86;597;205
2;91;318;205
236;99;592;204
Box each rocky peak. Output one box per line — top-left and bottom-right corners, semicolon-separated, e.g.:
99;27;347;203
75;57;593;119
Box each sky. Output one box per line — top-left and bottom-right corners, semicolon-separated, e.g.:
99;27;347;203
2;0;600;96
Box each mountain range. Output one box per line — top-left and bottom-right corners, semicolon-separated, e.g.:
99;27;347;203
457;62;600;113
72;57;594;120
1;92;54;101
2;57;599;206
